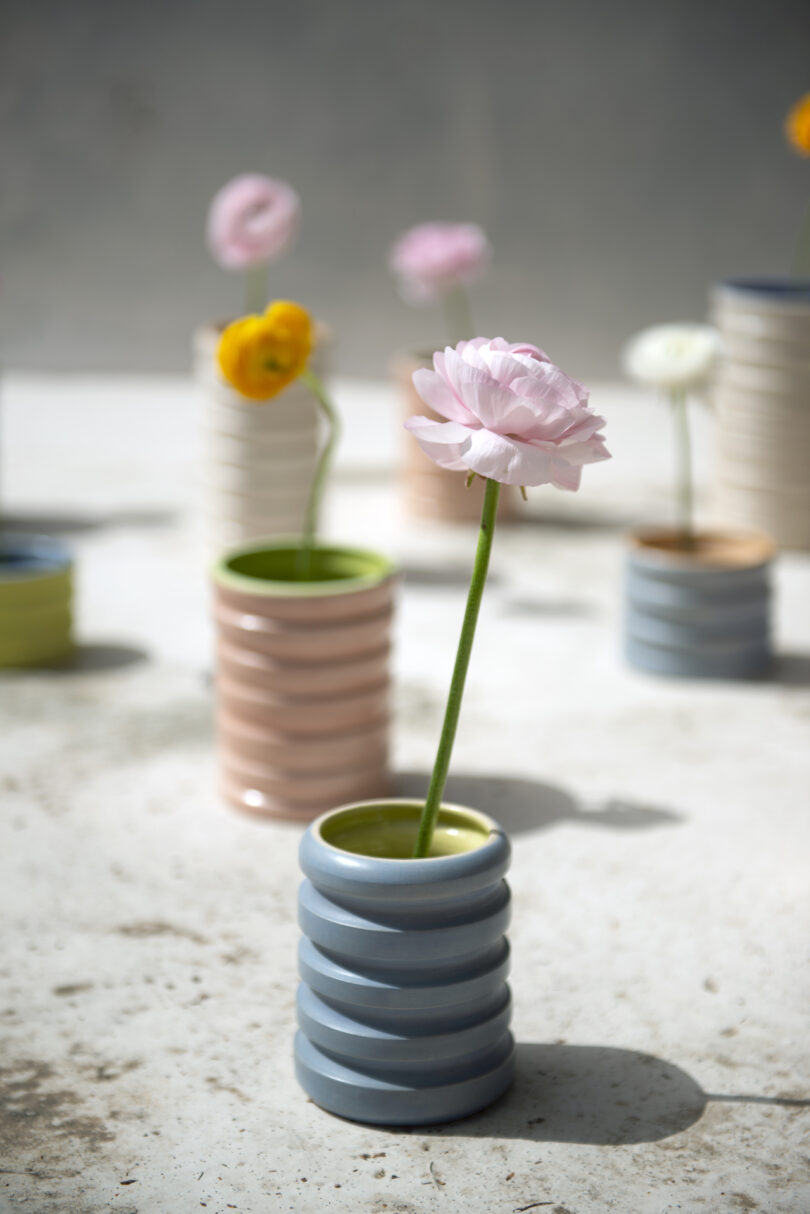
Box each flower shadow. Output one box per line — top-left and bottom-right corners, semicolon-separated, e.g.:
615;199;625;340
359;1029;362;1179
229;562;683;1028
393;771;681;837
424;1043;810;1144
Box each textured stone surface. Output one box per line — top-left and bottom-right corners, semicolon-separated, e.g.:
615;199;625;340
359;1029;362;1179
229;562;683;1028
1;374;809;1212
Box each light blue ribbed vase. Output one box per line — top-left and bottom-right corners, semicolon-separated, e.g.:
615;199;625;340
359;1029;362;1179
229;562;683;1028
624;527;774;679
295;799;514;1126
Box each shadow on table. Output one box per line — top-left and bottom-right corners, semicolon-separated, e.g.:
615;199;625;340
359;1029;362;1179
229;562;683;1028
428;1043;810;1144
400;563;597;619
35;643;150;674
510;506;633;534
5;508;177;536
399;562;503;591
394;771;681;837
773;651;810;687
497;595;599;620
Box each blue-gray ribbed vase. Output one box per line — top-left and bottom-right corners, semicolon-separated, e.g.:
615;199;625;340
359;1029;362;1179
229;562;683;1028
295;799;514;1126
625;527;774;679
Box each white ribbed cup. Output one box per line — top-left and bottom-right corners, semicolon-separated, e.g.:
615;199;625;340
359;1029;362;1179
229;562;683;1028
711;280;810;550
194;321;329;559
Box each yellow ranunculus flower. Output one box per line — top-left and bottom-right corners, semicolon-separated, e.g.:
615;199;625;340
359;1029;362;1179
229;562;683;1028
786;93;810;157
217;300;313;400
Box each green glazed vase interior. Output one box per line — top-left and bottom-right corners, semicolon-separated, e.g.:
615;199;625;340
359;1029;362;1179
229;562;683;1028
215;542;395;595
320;802;492;859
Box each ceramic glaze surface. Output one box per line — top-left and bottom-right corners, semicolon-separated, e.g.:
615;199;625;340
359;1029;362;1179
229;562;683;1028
194;323;328;558
295;799;514;1126
624;529;773;680
212;543;397;821
0;537;74;667
711;278;810;550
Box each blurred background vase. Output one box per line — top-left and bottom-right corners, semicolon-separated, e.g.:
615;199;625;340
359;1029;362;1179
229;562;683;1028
624;527;774;680
0;537;74;668
193;322;329;557
212;540;397;821
711;279;810;551
393;354;519;523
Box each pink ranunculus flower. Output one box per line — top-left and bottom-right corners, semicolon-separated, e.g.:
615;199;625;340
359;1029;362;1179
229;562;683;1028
404;337;611;488
207;174;300;270
389;222;490;302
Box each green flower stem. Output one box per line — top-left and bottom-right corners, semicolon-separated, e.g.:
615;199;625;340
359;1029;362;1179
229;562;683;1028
671;388;695;550
296;367;340;579
244;263;269;315
441;283;475;345
413;476;501;858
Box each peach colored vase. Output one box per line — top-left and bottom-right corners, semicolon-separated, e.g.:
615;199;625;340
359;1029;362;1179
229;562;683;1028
393;354;519;524
212;541;398;821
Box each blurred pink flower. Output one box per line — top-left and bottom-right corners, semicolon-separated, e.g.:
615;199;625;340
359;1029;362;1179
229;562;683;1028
207;174;300;270
404;337;610;488
389;222;490;303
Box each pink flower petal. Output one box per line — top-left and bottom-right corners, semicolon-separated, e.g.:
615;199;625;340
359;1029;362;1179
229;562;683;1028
388;223;490;302
510;365;589;412
405;335;610;490
549;459;583;491
554;434;612;465
207;174;300;270
464;429;556;486
403;416;472;471
505;341;551;362
412;366;478;425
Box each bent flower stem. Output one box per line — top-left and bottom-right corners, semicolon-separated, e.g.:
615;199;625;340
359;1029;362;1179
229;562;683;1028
296;367;340;578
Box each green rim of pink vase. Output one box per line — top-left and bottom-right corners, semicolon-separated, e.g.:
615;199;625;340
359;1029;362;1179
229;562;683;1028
212;539;397;597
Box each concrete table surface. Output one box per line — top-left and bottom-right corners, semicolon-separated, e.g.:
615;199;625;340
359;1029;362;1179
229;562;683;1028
1;373;809;1214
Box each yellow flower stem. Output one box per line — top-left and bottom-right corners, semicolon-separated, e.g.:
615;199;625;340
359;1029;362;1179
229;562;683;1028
412;477;501;858
295;367;341;579
441;283;475;345
671;388;695;551
244;263;269;316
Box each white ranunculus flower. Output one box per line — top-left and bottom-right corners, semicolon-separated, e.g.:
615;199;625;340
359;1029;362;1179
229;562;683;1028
622;323;720;392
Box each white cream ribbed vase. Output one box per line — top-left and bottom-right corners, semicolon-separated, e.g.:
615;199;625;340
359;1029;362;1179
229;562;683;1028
711;279;810;550
194;323;328;558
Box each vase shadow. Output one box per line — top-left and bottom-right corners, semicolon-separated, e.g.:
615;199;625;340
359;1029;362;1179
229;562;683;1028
399;562;503;591
498;595;598;620
512;506;632;533
4;509;176;537
24;643;151;675
393;771;681;837
423;1043;809;1144
773;651;810;687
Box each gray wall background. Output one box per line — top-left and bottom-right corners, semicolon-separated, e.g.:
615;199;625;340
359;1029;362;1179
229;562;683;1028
2;0;808;379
